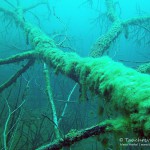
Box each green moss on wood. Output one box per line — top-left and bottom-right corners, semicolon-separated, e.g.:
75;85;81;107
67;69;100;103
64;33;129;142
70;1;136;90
36;48;150;136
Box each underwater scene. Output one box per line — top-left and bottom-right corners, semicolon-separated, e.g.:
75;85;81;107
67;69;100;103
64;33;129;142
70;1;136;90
0;0;150;150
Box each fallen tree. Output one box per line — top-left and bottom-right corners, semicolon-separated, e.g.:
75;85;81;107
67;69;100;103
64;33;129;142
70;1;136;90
0;0;150;149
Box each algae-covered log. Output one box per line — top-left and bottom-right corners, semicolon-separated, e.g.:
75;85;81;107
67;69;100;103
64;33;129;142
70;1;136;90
37;118;128;150
0;0;150;149
90;0;150;57
0;1;150;137
138;62;150;74
37;46;150;137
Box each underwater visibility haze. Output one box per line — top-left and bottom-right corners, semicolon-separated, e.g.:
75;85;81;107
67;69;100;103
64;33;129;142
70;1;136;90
0;0;150;150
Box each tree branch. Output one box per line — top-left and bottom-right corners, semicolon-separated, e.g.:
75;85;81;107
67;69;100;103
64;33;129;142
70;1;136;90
89;0;150;57
43;63;60;139
124;16;150;26
35;46;150;138
23;0;48;12
36;122;108;150
105;0;119;22
3;0;16;9
90;20;122;57
0;51;35;65
2;1;148;138
0;6;14;16
0;0;150;148
0;59;34;93
37;117;128;150
58;83;78;124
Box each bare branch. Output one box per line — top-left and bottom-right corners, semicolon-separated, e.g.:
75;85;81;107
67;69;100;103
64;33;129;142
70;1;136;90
0;6;14;16
58;83;78;124
43;63;60;139
23;0;48;12
0;51;35;65
0;59;35;93
16;0;21;7
3;103;23;150
3;0;16;9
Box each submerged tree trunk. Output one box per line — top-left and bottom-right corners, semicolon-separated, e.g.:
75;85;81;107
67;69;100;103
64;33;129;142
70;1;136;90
0;0;150;149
